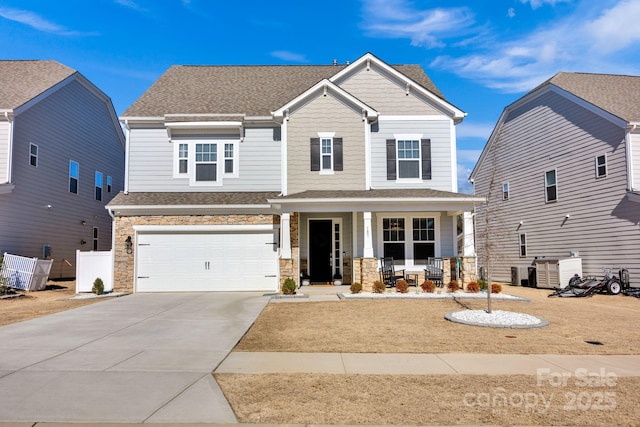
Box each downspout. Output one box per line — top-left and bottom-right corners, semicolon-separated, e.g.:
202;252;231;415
280;111;288;196
626;123;637;191
123;119;131;194
5;112;14;183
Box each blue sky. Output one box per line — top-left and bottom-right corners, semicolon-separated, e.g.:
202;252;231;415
2;0;640;192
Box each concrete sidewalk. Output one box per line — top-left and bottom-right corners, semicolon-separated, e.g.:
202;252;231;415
217;352;640;377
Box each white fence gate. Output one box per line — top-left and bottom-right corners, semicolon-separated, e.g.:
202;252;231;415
76;250;114;293
0;253;54;291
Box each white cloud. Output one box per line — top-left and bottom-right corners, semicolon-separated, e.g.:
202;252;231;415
271;51;309;63
457;122;495;140
0;7;94;36
431;1;640;93
585;0;640;53
507;8;516;18
361;0;476;48
520;0;571;9
457;164;475;194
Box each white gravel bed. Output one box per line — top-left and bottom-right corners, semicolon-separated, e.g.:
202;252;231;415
445;309;549;329
68;292;129;300
339;291;528;301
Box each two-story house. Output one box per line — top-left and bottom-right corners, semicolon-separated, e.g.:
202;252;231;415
0;60;125;278
108;53;483;292
470;72;640;285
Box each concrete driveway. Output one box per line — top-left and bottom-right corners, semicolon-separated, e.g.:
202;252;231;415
0;292;269;423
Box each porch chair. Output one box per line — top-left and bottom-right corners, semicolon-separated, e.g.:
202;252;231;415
424;257;444;288
381;257;405;287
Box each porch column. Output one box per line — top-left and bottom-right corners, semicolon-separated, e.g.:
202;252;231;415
280;213;292;259
462;211;475;257
363;211;374;258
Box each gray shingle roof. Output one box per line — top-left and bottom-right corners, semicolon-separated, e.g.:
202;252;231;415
0;60;76;110
537;72;640;123
123;63;445;118
107;191;281;207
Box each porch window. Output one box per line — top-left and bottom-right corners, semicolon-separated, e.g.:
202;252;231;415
413;218;435;264
383;218;405;263
195;143;217;182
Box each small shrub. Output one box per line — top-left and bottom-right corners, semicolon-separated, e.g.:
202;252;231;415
466;281;480;293
478;279;488;291
92;277;104;295
281;278;296;295
350;282;363;294
372;280;386;293
396;279;409;293
491;283;502;294
446;280;460;292
421;280;435;293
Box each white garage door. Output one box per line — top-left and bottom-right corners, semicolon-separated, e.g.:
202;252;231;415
135;230;279;292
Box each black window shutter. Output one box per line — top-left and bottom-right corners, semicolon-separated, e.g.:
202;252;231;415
386;139;396;180
310;138;320;171
333;138;343;171
421;138;432;180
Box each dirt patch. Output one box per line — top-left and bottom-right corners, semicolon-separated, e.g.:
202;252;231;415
215;373;640;426
236;286;640;354
0;280;101;326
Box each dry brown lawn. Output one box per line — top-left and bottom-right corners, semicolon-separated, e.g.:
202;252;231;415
236;286;640;354
0;280;100;326
218;285;640;426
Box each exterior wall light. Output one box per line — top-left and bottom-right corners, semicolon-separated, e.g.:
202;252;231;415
125;236;133;254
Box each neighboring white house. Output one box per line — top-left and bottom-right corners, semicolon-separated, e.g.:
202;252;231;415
0;60;125;278
108;53;483;293
470;72;640;285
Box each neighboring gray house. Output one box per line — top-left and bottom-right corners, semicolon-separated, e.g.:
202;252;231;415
109;53;483;293
0;60;125;278
470;72;640;285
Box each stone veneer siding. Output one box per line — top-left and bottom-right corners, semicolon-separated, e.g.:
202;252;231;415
114;214;278;293
279;213;299;288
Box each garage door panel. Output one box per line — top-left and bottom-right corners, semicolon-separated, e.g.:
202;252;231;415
136;230;278;292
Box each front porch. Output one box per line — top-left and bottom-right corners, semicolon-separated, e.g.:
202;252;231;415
271;190;484;291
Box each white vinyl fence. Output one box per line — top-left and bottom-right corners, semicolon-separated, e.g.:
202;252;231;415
0;253;53;291
75;250;113;293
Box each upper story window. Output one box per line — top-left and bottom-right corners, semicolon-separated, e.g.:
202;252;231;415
595;154;607;178
195;143;217;182
178;144;188;175
173;138;239;185
107;176;112;193
29;143;38;167
502;183;509;200
397;139;420;179
386;137;431;181
69;160;79;194
95;171;103;201
321;138;333;171
545;169;557;203
310;134;343;173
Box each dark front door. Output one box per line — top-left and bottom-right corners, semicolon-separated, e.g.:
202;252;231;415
309;220;333;283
